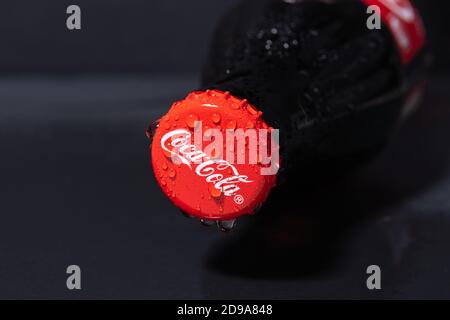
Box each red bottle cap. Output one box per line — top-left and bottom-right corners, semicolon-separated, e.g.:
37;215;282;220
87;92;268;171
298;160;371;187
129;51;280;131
150;90;278;221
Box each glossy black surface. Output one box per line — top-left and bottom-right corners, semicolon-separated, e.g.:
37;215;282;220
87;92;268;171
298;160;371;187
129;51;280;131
0;0;448;75
0;76;449;299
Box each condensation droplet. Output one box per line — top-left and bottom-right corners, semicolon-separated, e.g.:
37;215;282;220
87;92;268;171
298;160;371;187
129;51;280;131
162;163;168;170
201;219;215;227
226;120;237;130
161;179;167;186
208;183;222;198
246;121;255;129
204;126;213;139
211;113;221;124
168;168;176;178
185;114;199;129
217;219;236;232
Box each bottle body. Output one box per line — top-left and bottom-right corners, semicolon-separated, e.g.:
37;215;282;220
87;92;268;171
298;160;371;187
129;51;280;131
201;0;427;174
149;0;428;226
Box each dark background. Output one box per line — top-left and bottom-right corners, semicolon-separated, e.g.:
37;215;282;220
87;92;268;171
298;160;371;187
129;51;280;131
1;0;450;299
0;0;449;75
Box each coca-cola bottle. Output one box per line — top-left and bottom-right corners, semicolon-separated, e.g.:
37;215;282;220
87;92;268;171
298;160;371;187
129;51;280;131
148;0;428;231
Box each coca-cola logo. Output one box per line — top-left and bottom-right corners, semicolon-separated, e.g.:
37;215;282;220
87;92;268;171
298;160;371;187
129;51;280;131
161;129;253;203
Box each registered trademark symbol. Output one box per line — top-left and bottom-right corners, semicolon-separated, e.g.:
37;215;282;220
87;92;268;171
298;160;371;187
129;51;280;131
234;194;244;205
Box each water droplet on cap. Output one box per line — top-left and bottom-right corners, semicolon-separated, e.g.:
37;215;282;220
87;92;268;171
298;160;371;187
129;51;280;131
201;219;215;227
208;184;222;198
185;114;199;129
246;104;258;115
204;126;213;139
211;113;221;124
226;120;237;130
240;99;248;109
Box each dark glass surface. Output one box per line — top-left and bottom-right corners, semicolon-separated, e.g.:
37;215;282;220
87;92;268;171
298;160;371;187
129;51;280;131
0;76;449;299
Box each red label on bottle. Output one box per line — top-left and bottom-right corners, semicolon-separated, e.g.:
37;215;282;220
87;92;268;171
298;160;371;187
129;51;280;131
362;0;426;64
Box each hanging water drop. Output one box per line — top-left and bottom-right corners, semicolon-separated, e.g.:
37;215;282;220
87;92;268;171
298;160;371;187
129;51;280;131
201;219;215;227
246;104;258;115
217;220;237;232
